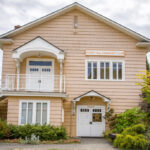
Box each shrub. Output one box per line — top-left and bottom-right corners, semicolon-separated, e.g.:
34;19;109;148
144;127;150;150
12;124;67;141
122;124;146;135
0;123;67;141
105;108;117;130
112;108;146;133
114;134;148;150
0;119;9;139
114;124;148;150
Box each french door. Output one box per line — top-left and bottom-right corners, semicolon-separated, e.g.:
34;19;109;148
26;59;54;92
77;105;105;137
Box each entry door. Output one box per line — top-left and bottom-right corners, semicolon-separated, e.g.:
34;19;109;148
77;106;105;137
26;60;54;92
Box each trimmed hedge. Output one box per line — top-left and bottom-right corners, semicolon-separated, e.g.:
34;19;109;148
0;119;67;141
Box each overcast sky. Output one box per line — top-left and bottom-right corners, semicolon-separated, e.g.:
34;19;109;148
0;0;150;61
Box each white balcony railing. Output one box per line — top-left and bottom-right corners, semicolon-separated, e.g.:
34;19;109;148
1;74;65;93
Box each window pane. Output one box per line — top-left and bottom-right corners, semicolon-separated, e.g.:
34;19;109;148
88;62;92;79
118;62;122;80
106;62;110;79
92;113;102;122
29;61;52;66
113;62;117;79
93;62;97;79
100;62;104;79
42;103;47;124
27;103;33;124
36;103;41;124
21;103;27;124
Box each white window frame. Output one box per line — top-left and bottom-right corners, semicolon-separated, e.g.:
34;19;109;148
85;60;125;81
19;100;50;125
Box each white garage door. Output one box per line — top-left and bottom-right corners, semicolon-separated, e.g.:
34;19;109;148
77;105;105;137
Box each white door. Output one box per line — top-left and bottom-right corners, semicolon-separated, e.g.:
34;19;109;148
26;59;54;92
77;105;105;137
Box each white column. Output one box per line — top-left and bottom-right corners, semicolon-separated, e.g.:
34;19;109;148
16;59;20;91
59;59;63;92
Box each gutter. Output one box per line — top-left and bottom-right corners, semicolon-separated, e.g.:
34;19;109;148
136;42;150;48
0;39;14;45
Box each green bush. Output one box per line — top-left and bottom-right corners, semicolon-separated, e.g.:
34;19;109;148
0;120;67;141
144;127;150;150
112;108;146;133
114;124;148;150
122;124;146;135
0;119;10;139
114;134;148;150
7;124;67;141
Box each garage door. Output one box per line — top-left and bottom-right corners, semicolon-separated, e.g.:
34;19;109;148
77;105;105;137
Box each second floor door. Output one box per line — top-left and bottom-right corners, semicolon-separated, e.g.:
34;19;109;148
26;59;54;92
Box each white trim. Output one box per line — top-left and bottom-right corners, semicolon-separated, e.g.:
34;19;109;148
85;59;125;81
12;37;64;61
19;100;50;125
73;90;110;103
85;50;125;56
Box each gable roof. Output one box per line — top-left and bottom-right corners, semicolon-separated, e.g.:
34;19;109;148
73;90;111;103
13;36;64;52
12;36;64;61
0;2;149;42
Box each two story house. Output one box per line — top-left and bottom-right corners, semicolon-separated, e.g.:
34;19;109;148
0;2;150;137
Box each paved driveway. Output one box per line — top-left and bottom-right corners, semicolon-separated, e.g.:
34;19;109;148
0;138;117;150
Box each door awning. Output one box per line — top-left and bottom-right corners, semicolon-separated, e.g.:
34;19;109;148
72;90;111;114
73;90;111;103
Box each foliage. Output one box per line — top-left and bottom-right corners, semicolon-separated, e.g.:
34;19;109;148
0;119;9;139
146;57;150;72
144;127;150;150
103;131;113;143
114;124;148;150
0;121;67;141
137;70;150;104
105;107;145;133
19;134;40;145
105;108;117;130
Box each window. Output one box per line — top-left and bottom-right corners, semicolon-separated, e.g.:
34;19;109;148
100;62;110;79
88;62;97;79
80;109;89;112
92;113;102;122
86;60;124;81
29;61;52;66
19;100;50;125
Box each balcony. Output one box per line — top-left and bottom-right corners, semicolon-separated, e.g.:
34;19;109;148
1;74;66;98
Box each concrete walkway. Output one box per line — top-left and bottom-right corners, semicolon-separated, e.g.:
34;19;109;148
0;138;117;150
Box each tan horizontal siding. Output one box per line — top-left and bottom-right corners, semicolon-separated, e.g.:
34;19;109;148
2;9;146;136
7;96;63;126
